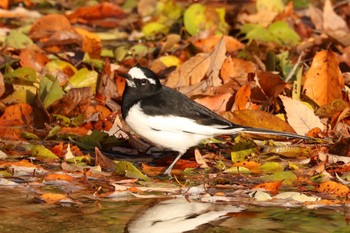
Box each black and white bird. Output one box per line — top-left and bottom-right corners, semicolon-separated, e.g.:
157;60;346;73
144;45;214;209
121;66;312;175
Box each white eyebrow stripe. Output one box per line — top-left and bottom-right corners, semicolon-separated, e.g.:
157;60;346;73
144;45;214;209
128;67;156;85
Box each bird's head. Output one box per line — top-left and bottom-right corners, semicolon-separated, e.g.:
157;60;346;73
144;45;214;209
121;66;161;92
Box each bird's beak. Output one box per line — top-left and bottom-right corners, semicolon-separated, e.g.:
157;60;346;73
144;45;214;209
120;73;135;87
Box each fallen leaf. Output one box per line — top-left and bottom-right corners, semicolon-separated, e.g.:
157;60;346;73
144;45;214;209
49;87;91;117
253;181;283;195
224;109;295;133
257;71;291;98
316;180;349;197
280;96;324;135
194;92;233;113
233;84;251;110
166;37;226;89
323;0;350;46
303;49;344;106
220;57;256;85
194;149;208;168
95;147;116;172
0;103;32;126
193;35;244;53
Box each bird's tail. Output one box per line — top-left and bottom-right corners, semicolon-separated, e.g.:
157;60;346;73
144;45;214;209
240;126;313;140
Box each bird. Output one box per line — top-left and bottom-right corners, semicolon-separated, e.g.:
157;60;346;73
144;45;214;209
120;66;313;175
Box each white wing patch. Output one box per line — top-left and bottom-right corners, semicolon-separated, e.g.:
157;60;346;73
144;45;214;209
128;67;156;85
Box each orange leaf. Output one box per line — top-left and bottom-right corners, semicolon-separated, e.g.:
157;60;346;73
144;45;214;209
232;161;261;173
29;14;72;40
193;35;245;53
75;28;101;58
233;84;251;110
303;49;344;106
257;71;291;98
220;57;256;85
224;109;295;133
0;103;32;126
195;92;233;113
40;193;69;204
44;174;73;182
253;181;283;195
19;45;49;72
316;180;349;197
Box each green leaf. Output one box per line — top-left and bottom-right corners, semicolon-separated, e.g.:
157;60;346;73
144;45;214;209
4;67;37;85
261;162;284;173
142;22;169;37
65;68;98;94
83;53;104;70
268;21;300;46
45;125;61;140
231;149;255;163
184;4;206;35
242;24;277;44
22;132;40;140
42;77;64;108
1;86;36;104
115;161;151;181
31;145;59;159
262;171;297;185
52;114;71;126
5;30;33;49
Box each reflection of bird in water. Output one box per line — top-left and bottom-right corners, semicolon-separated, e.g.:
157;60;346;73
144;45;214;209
126;198;244;233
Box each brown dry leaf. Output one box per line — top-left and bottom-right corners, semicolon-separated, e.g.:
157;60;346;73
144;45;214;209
29;14;72;40
33;93;51;129
0;103;32;126
253;181;283;195
257;71;291;98
49;87;91;117
323;0;350;46
41;28;82;48
19;45;49;72
66;2;126;28
141;163;164;177
316;180;349;197
166;37;226;89
233;83;251;111
166;53;210;88
309;4;323;31
194;148;209;168
75;28;101;58
224;109;295;133
315;99;349;117
207;38;226;87
193;35;245;53
220;57;256;85
303;50;344;106
95;147;116;172
194;92;233;113
280;96;323;135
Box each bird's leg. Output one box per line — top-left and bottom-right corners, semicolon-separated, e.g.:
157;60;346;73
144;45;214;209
163;152;184;175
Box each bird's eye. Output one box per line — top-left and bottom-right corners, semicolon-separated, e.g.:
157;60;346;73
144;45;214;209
141;79;147;85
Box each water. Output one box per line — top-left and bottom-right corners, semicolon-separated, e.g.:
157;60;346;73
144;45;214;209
0;188;349;233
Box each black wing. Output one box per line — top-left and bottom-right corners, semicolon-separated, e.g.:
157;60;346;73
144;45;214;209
140;86;235;129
